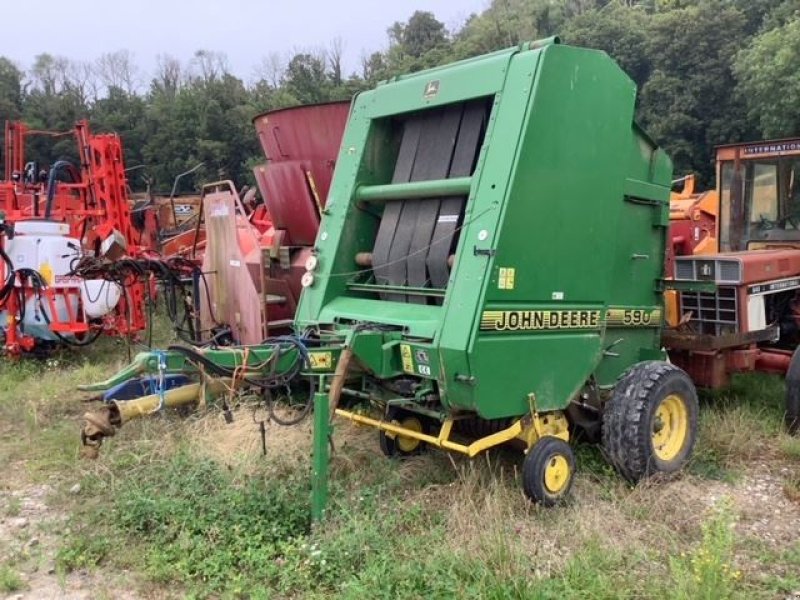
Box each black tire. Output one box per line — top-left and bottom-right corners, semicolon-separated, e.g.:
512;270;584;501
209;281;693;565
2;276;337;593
379;407;426;458
786;347;800;435
602;361;698;482
522;436;575;506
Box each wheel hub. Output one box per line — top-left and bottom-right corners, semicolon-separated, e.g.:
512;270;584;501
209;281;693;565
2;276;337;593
395;417;423;453
543;454;570;493
651;394;688;462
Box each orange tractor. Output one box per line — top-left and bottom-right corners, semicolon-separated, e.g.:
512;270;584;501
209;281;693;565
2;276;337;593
665;137;800;432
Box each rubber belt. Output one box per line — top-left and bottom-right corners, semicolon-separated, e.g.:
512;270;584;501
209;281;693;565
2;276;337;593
405;105;464;303
372;116;423;299
427;101;488;293
384;110;445;302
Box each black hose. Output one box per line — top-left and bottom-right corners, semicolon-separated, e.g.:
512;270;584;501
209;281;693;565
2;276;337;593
0;245;15;304
168;339;306;387
68;255;225;346
44;161;80;220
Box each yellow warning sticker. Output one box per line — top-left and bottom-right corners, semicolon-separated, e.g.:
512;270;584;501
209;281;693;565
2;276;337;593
308;352;332;370
498;267;516;290
400;344;414;374
38;262;54;286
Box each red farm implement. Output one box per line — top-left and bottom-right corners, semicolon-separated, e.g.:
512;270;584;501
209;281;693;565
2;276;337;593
0;120;147;355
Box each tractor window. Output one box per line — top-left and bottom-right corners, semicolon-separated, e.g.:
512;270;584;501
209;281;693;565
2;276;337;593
746;161;779;229
720;154;800;250
782;156;800;225
719;160;733;251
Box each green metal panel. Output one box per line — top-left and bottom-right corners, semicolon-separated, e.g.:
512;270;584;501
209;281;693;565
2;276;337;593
296;39;672;421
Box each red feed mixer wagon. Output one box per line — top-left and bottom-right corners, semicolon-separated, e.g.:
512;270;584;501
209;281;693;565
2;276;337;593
193;101;350;344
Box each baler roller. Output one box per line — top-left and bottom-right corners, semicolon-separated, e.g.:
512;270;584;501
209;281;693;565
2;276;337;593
355;177;472;203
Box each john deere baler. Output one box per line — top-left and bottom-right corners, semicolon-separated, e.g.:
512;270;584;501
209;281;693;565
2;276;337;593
80;38;699;520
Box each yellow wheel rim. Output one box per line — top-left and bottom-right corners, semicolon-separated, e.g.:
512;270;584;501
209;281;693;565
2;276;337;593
396;417;423;453
543;454;570;494
652;393;689;462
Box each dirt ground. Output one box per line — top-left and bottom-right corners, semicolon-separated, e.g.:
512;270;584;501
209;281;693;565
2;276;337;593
0;481;141;600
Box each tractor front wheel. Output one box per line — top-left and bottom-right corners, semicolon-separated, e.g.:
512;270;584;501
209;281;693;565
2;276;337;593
522;436;575;506
785;347;800;435
379;407;427;458
602;361;698;482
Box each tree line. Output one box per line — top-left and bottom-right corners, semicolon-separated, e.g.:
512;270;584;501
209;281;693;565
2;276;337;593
0;0;798;192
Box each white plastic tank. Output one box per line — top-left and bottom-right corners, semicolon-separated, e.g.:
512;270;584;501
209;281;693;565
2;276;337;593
1;220;121;340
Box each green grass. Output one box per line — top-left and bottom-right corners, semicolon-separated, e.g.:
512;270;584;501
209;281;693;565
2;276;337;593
668;499;741;600
686;372;790;484
0;563;24;593
51;442;761;599
55;448;605;598
4;496;21;517
0;331;797;598
781;436;800;459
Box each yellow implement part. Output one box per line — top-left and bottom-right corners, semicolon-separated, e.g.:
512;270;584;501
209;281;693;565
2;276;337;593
336;409;536;458
386;416;424;453
543;455;570;494
80;379;230;457
116;383;202;423
515;411;569;450
652;393;689;461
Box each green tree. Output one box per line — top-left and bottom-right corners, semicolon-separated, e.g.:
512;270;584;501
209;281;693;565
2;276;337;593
394;11;448;58
22;54;89;168
385;11;451;73
638;0;754;183
142;67;258;192
0;57;23;122
92;87;148;184
563;2;650;87
734;16;800;138
284;53;330;104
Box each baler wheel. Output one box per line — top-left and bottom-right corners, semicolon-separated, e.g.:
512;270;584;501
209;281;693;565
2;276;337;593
784;347;800;435
522;436;575;506
602;361;698;482
379;408;426;458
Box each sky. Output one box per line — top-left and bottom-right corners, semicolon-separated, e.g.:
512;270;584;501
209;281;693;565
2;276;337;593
1;0;489;85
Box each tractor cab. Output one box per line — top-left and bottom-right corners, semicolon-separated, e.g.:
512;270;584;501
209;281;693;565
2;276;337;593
718;138;800;251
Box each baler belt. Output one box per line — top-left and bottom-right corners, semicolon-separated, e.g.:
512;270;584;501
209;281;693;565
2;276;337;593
427;102;487;292
372;117;422;300
385;111;450;301
406;105;463;303
372;98;489;303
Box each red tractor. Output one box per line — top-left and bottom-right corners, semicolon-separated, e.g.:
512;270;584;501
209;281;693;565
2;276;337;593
665;137;800;432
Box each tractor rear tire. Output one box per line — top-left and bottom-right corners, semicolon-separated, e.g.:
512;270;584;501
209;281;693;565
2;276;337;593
379;407;426;458
522;436;575;506
602;361;698;482
785;347;800;435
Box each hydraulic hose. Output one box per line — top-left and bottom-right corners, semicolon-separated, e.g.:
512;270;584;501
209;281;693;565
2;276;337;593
44;161;81;219
0;245;15;304
167;337;315;425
